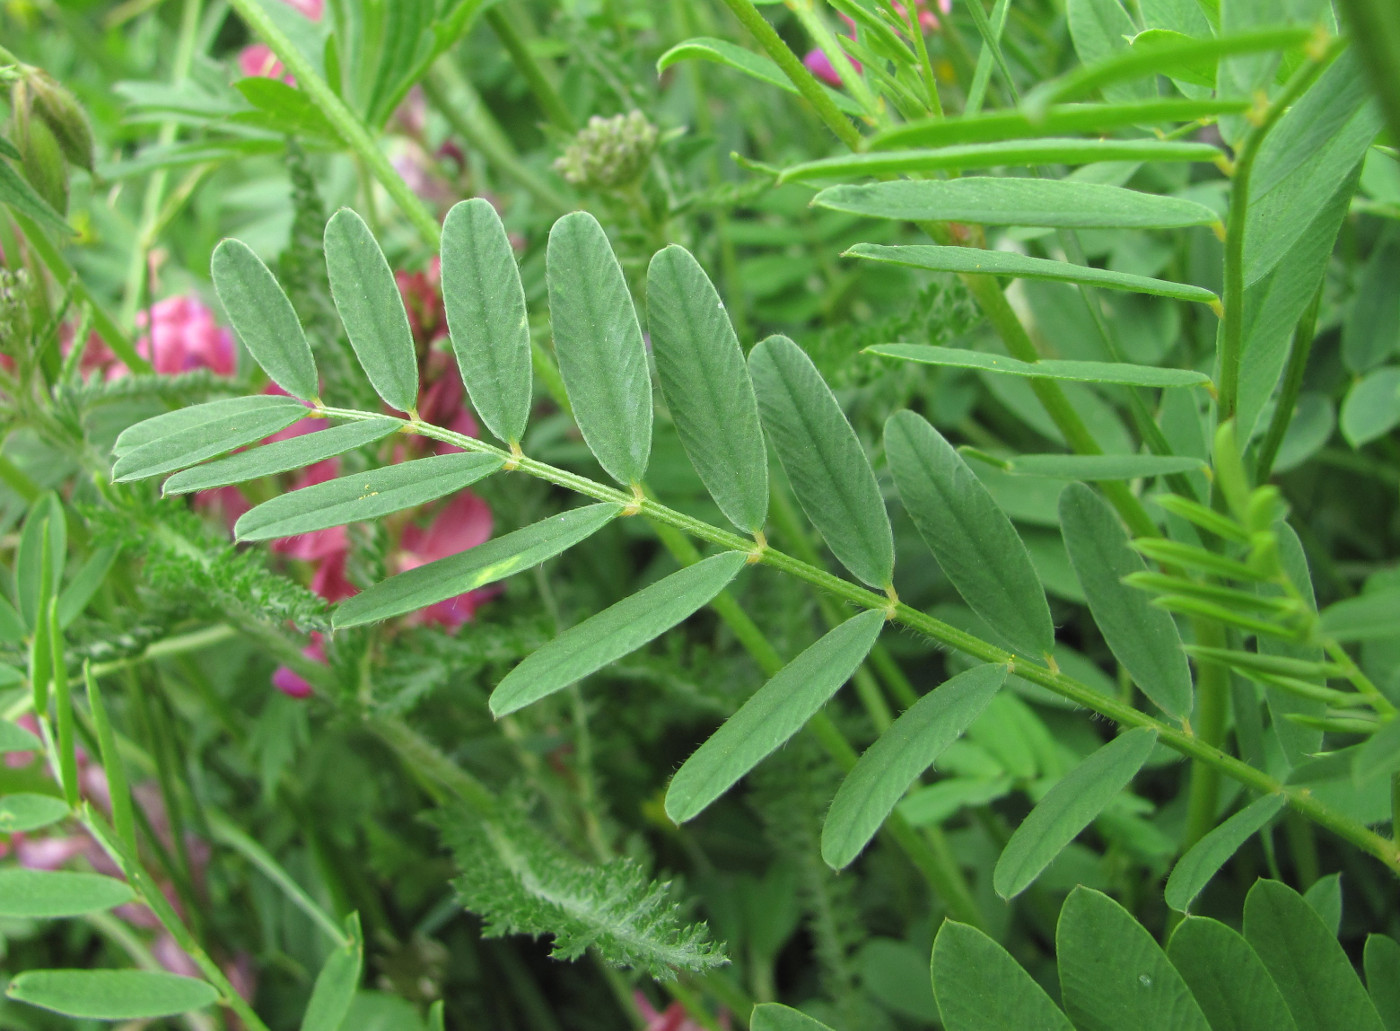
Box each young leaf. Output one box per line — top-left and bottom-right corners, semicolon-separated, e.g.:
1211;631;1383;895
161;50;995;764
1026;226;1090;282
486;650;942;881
823;664;1006;870
750;1003;838;1031
112;395;305;456
666;610;886;823
301;914;362;1031
491;552;748;716
1167;918;1300;1031
333;503;621;628
931;920;1074;1031
324;208;419;413
1057;887;1211;1031
867;345;1211;388
0;793;70;832
751;336;894;588
441;198;532;446
886;412;1053;655
234;451;502;542
112;397;309;482
163;418;400;494
1164;795;1286;912
1060;484;1194;719
994;727;1157;899
211;238;319;400
1364;935;1400;1031
1001;453;1206;480
0;869;135;918
546;211;652;486
5;970;219;1020
648;245;769;534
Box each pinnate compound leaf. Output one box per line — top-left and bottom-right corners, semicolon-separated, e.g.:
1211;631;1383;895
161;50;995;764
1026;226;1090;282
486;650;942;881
1057;886;1211;1031
648;245;769;534
0;793;70;832
666;610;886;823
547;211;652;486
994;727;1157;899
324;208;419;413
750;1003;838;1031
867;345;1211;388
1167;917;1299;1031
441;198;532;446
1060;483;1193;719
1165;795;1285;912
491;552;748;716
931;920;1074;1031
751;336;893;588
5;970;218;1019
1364;934;1400;1031
0;869;134;918
235;452;502;541
163;418;398;494
112;396;308;481
334;504;621;628
301;914;362;1031
1244;879;1386;1031
886;412;1053;655
212;238;319;400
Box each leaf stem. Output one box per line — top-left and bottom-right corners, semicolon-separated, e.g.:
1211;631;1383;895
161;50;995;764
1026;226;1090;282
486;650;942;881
1181;619;1229;851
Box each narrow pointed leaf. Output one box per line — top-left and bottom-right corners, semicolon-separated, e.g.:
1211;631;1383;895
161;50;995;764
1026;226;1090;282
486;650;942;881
113;395;304;456
0;869;134;918
887;412;1052;655
164;418;400;494
0;793;71;832
994;727;1157;899
57;547;116;628
212;238;319;400
666;610;886;823
324;208;419;412
824;664;1006;869
1167;918;1299;1031
750;1004;838;1031
1061;484;1194;718
6;970;219;1019
16;495;64;630
547;211;651;485
751;336;893;588
1002;453;1206;480
0;720;41;753
441;198;532;445
334;503;621;628
648;245;768;533
1165;795;1286;912
235;452;501;542
492;552;747;716
931;920;1074;1031
867;345;1210;388
1364;935;1400;1031
112;397;308;482
301;914;362;1031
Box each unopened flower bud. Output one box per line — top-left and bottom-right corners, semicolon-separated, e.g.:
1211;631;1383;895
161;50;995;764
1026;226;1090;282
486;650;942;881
14;81;69;215
553;110;659;191
26;68;94;173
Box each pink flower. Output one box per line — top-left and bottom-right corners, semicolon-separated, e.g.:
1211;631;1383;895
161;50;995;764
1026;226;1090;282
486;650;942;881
634;991;729;1031
135;296;236;377
395;490;494;628
804;48;851;87
272;633;325;699
236;0;323;83
802;1;950;88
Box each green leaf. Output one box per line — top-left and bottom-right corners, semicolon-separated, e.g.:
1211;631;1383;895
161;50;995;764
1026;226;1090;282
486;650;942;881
1127;29;1219;87
1364;934;1400;1031
1343;235;1400;374
16;494;64;631
441;198;532;446
648;245;769;534
1000;453;1207;480
866;345;1211;388
163;418;400;494
301;914;363;1031
656;37;864;117
0;869;135;918
1068;0;1153;102
112;397;308;482
334;504;621;628
1060;484;1194;719
1244;879;1386;1031
546;211;652;486
234;452;502;542
1057;886;1211;1031
5;970;219;1020
211;238;319;400
1167;917;1299;1031
324;208;419;412
666;610;886;823
931;920;1074;1031
57;547;117;628
0;152;73;236
824;664;1006;869
749;1003;838;1031
751;336;893;588
1353;718;1400;786
0;720;41;753
491;552;748;717
87;664;137;857
887;412;1052;655
0;793;70;832
1304;873;1343;938
994;727;1157;899
1339;367;1400;448
847;244;1218;304
1164;795;1286;912
112;395;300;456
1319;588;1400;642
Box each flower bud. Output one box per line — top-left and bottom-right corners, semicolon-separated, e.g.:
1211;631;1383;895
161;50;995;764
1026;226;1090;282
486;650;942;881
553;110;659;191
13;81;70;215
26;68;94;173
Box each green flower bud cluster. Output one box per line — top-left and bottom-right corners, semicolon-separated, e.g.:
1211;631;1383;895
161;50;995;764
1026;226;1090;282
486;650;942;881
553;110;658;191
2;48;94;218
0;266;36;362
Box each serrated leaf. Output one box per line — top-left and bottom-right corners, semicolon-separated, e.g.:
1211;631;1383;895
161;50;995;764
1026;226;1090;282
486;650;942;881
0;793;70;832
5;970;218;1019
491;552;748;716
1244;879;1386;1031
1001;453;1207;480
1060;484;1194;718
751;336;893;588
546;211;652;486
334;503;621;628
212;238;319;400
994;727;1157;899
0;721;41;753
112;397;308;482
648;245;768;534
931;920;1074;1031
235;451;501;541
0;869;134;918
656;37;864;117
324;208;419;412
301;914;362;1031
1364;935;1400;1031
441;198;532;446
163;418;400;494
750;1004;837;1031
867;345;1211;388
666;610;886;823
1167;917;1299;1031
1164;795;1286;912
824;665;1005;869
887;412;1053;655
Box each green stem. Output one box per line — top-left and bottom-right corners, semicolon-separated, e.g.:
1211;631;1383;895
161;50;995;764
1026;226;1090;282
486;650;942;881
1182;620;1229;850
484;7;576;133
1255;283;1322;482
785;1;882;122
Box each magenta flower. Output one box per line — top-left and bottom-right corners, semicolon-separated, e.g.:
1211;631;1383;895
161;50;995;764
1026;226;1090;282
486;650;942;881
135;296;236;377
803;1;951;88
395;490;495;628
